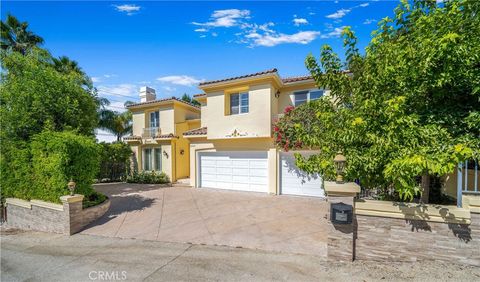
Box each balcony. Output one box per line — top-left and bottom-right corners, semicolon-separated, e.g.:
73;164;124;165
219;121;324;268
142;127;160;139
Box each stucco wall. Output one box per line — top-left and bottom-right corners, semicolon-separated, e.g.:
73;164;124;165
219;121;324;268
205;83;273;139
444;170;480;198
132;111;145;136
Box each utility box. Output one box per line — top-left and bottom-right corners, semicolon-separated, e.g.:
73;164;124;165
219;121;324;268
330;202;353;224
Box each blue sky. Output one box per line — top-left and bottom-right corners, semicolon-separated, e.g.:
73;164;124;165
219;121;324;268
2;1;399;141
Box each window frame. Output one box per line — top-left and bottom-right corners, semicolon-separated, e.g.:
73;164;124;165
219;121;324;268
149;111;160;128
230;92;249;115
143;146;162;172
293;89;324;106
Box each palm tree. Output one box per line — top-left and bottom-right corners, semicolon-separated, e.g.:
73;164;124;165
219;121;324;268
52;56;85;76
1;14;44;54
98;101;135;141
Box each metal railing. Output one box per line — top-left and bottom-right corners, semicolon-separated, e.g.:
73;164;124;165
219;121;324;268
142;127;160;138
457;159;479;207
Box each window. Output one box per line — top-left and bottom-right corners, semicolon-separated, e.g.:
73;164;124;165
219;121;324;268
143;147;162;171
143;148;152;171
150;111;159;128
154;148;162;171
230;92;249;115
294;89;324;106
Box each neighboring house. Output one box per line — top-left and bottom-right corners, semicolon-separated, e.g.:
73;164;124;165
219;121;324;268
183;68;328;197
124;87;201;182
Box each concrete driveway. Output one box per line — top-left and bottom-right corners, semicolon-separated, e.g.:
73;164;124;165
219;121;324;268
82;183;328;257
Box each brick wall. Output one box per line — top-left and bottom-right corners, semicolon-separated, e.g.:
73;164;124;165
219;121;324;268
355;213;480;266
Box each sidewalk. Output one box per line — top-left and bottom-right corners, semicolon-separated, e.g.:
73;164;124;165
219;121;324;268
1;229;479;282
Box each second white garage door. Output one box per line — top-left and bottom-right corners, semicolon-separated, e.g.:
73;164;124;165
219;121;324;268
280;152;324;198
198;151;268;193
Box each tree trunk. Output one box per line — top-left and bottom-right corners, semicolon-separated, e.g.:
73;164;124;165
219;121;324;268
421;174;430;203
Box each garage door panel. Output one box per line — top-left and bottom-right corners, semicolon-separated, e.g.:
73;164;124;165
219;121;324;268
280;152;324;198
199;151;268;193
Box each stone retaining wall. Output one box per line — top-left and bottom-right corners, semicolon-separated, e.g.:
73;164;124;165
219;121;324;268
5;195;110;235
354;200;480;266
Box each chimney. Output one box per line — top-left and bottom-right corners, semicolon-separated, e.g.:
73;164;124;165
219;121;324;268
140;86;156;102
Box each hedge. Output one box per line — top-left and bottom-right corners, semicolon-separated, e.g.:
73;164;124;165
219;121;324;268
29;131;101;203
1;131;102;206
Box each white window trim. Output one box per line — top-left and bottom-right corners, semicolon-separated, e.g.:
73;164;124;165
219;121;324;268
291;88;324;106
148;111;160;128
230;92;249;115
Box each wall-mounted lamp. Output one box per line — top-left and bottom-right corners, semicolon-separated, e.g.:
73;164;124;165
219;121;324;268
180;149;185;155
163;150;169;159
275;90;281;98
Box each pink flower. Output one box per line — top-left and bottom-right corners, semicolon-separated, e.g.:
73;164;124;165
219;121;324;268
284;106;295;114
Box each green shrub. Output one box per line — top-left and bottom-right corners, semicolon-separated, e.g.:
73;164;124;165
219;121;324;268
126;171;170;184
30;130;101;203
0;140;33;201
97;142;132;182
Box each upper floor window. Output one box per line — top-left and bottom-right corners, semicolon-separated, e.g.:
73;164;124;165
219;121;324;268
230;92;249;115
149;111;159;128
294;89;324;106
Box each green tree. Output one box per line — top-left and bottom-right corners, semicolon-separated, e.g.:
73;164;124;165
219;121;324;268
0;49;99;140
275;0;480;202
1;14;44;54
181;93;201;106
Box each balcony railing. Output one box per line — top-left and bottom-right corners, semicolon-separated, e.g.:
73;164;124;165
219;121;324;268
142;127;160;138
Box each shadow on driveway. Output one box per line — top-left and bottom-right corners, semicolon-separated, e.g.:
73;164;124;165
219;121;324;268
81;183;162;231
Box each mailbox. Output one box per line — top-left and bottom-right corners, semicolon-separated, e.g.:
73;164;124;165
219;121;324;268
330;202;353;224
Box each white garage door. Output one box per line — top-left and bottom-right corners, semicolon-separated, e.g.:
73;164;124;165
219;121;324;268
198;151;269;193
280;152;324;197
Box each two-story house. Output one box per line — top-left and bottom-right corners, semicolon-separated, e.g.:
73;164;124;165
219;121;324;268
124;86;201;182
183;68;327;197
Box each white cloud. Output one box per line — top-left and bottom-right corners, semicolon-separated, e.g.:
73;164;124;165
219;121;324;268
293;18;308;26
91;77;101;83
211;32;218;37
156;75;204;87
309;12;316;16
320;27;346;39
359;3;370;7
162;86;177;93
250;31;320;47
114;4;141;16
97;84;138;98
326;9;351;19
195;28;207;32
199;35;207;38
192;9;250;28
363;19;377;25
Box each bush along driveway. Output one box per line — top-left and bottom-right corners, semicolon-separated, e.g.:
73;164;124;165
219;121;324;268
81;183;328;257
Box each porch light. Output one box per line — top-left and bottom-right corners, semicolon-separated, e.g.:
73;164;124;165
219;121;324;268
275;90;280;98
67;179;76;196
333;152;346;184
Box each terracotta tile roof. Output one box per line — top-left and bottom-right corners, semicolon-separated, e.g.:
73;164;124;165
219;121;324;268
282;75;314;83
125;97;200;109
193;93;206;98
183;127;207;136
155;133;179;139
199;68;278;86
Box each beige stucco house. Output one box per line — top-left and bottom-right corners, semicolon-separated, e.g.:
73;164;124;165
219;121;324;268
124;87;201;182
183;68;328;197
125;69;328;197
